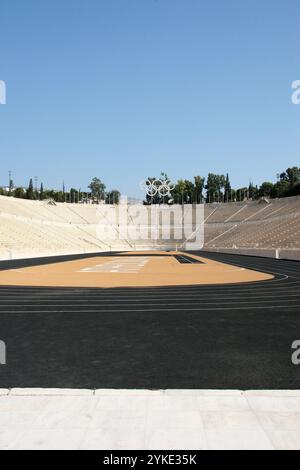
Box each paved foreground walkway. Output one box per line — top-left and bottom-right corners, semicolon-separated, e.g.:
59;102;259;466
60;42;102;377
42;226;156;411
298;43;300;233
0;389;300;449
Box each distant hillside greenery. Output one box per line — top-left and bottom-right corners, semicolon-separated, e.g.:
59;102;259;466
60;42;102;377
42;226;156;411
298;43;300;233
0;177;120;204
143;167;300;204
0;167;299;204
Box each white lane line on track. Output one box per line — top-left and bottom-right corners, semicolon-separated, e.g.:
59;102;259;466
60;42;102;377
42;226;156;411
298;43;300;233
1;305;300;312
3;299;299;307
1;292;299;303
0;274;291;288
0;283;290;293
0;284;298;295
0;277;297;293
199;257;300;281
0;284;297;296
0;278;297;290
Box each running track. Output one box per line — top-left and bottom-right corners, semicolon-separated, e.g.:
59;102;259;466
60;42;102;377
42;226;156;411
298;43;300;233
0;251;299;389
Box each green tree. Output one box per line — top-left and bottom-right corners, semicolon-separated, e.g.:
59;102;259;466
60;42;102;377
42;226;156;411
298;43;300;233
70;188;79;203
26;178;34;200
289;181;300;196
88;177;106;202
236;187;248;202
259;182;274;198
286;167;300;186
9;178;14;194
183;179;195;204
224;173;231;202
40;183;44;200
176;179;187;204
248;182;258;200
13;187;25;198
105;190;121;204
205;173;225;202
194;176;205;203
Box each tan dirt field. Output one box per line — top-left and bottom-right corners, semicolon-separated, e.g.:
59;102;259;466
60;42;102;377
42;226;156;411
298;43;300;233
0;252;273;288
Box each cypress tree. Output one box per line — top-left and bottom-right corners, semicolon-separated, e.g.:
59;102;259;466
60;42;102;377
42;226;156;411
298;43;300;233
40;182;44;200
26;178;34;200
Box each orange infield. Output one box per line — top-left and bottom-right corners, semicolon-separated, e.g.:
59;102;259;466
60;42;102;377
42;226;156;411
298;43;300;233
0;252;273;288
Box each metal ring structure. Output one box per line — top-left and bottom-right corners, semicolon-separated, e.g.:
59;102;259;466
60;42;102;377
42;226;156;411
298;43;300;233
140;178;176;198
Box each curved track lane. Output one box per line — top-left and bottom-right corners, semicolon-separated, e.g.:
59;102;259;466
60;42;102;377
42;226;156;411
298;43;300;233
0;251;299;389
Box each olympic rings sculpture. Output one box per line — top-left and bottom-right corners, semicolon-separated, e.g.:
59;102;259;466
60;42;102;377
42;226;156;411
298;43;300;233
140;178;176;197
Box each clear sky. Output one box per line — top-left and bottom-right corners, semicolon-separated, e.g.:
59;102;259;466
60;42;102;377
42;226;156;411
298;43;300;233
0;0;299;198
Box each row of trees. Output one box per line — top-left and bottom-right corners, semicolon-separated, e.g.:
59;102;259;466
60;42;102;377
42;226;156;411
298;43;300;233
1;167;300;205
143;167;300;204
0;177;121;204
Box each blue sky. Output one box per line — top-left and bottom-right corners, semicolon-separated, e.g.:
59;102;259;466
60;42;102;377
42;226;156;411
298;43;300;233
0;0;299;198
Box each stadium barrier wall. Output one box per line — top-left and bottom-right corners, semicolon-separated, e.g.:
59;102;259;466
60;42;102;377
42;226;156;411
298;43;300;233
0;247;112;261
201;247;300;261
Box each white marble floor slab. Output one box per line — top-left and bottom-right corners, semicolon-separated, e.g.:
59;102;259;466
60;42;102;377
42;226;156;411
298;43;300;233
0;389;299;450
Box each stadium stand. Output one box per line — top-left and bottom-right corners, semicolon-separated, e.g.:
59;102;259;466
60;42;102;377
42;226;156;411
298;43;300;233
0;194;299;260
203;196;300;260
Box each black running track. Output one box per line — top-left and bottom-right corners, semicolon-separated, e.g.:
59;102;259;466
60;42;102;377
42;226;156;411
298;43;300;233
0;251;299;389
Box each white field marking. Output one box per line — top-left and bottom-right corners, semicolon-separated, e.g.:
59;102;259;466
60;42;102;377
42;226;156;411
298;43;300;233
8;269;28;273
223;267;246;272
78;256;150;274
